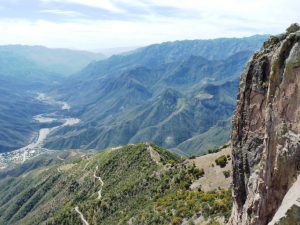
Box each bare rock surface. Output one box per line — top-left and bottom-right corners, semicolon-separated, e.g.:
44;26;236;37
230;24;300;225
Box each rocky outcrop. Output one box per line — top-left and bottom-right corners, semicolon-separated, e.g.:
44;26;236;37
230;24;300;225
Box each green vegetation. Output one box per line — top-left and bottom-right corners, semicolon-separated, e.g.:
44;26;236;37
275;205;300;225
156;189;232;224
193;167;205;178
208;220;222;225
208;143;230;155
0;45;104;153
215;155;228;168
0;37;267;155
43;36;267;156
223;170;231;178
0;144;232;225
208;149;221;154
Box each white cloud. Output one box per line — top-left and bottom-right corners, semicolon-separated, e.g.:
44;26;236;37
0;0;299;50
41;0;124;13
0;17;273;51
40;9;84;17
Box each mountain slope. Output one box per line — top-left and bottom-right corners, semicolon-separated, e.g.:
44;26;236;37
0;45;105;89
46;36;267;155
0;45;105;153
0;143;232;225
176;119;231;156
70;35;268;81
0;76;55;152
45;78;238;153
0;45;105;77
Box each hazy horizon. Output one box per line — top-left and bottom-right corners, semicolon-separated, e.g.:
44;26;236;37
0;0;299;51
0;34;269;53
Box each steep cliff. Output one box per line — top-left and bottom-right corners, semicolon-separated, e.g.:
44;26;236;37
230;24;300;225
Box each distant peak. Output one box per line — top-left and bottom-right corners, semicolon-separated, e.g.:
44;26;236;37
286;23;300;34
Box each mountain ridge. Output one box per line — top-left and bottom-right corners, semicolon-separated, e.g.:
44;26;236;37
45;35;267;155
0;45;105;77
0;143;232;225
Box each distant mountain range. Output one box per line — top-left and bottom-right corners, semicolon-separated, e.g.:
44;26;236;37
0;36;268;155
44;35;268;155
0;45;105;86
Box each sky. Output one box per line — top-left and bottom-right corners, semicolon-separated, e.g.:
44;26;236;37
0;0;299;51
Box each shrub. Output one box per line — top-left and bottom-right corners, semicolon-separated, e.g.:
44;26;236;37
221;143;230;149
226;154;231;160
167;159;176;165
194;168;205;178
208;220;221;225
215;155;227;168
208;149;220;154
171;217;183;225
223;170;231;178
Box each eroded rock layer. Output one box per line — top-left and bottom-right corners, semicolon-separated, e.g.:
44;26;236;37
230;24;300;225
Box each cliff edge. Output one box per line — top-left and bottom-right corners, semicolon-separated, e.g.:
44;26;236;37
230;24;300;225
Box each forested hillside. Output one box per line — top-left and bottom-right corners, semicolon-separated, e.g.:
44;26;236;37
46;36;268;155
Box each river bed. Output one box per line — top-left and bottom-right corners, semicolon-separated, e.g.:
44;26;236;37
0;93;80;169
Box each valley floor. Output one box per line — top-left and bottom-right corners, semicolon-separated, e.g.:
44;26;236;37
0;93;80;169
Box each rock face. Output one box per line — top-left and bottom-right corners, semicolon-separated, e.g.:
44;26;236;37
230;24;300;225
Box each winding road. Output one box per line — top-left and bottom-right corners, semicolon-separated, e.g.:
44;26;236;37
75;207;90;225
75;166;104;224
94;166;104;200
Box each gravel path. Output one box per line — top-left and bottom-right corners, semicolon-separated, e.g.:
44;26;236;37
75;206;90;225
75;166;104;224
94;166;104;200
